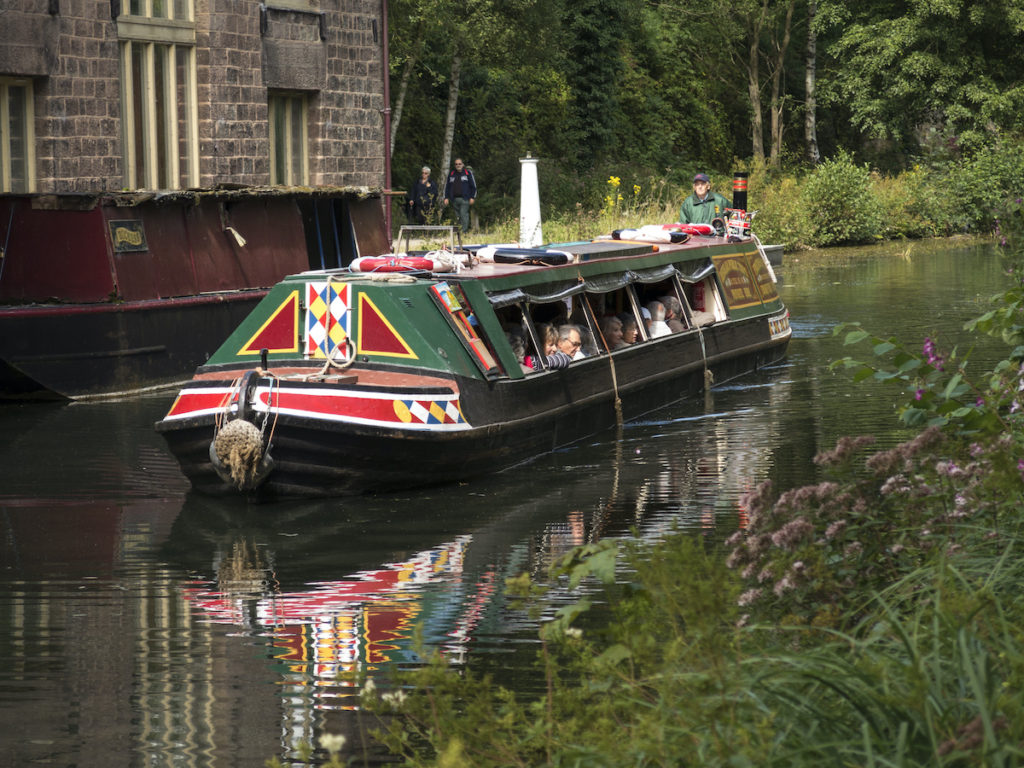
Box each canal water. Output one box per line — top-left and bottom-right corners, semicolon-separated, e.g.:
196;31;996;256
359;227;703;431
0;239;1006;767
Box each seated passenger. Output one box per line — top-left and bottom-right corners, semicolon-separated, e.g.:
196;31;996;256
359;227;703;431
646;301;672;338
557;324;586;360
659;295;687;333
524;323;572;370
506;331;534;373
617;312;639;345
599;315;629;350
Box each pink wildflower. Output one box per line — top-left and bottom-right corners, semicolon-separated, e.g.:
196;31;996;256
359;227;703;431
737;589;762;607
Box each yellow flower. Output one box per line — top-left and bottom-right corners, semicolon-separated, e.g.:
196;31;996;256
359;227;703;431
608;175;621;188
633;184;641;196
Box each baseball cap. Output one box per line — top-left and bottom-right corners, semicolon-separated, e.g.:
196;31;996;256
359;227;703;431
694;173;710;183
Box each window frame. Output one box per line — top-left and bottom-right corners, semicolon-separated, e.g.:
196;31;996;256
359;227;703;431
268;91;310;186
117;0;198;190
0;78;36;194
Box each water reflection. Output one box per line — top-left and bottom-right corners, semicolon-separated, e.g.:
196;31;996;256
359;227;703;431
0;243;1010;767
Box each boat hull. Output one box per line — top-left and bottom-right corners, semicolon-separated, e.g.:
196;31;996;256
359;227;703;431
157;318;789;497
0;292;264;399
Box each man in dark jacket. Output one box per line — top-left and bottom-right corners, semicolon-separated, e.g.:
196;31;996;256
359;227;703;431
679;173;731;225
444;158;477;232
407;166;438;224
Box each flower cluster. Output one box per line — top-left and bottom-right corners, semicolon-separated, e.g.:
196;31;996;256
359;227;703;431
725;428;982;627
922;337;944;370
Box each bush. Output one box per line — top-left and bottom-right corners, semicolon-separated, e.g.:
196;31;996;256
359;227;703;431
872;166;944;239
801;150;885;246
938;142;1024;234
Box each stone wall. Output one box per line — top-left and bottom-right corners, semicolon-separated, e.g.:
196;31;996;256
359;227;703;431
0;0;384;192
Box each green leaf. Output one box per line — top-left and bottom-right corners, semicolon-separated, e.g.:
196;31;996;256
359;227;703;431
595;644;632;666
853;366;877;382
942;373;963;399
844;330;870;345
872;341;896;355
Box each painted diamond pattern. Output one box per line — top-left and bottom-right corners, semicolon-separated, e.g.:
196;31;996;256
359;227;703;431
305;282;350;359
400;399;466;425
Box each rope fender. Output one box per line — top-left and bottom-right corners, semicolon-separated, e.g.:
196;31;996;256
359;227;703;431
209;370;275;490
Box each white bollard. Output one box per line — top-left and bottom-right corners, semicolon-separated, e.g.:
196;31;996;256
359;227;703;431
519;154;543;248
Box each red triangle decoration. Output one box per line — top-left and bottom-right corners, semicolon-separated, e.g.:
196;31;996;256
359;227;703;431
357;293;418;358
239;290;299;354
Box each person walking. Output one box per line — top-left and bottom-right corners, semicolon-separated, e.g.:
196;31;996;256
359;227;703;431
407;165;438;224
444;158;477;232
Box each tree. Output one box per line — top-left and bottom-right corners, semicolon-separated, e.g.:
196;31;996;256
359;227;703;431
562;0;628;168
827;0;1024;153
804;0;820;164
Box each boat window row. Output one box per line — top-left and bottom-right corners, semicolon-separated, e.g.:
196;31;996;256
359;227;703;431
480;261;729;377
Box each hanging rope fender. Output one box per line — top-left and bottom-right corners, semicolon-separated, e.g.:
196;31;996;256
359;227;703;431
210;370;276;490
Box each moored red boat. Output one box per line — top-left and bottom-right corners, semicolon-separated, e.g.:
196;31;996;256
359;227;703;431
155;229;791;498
0;187;388;400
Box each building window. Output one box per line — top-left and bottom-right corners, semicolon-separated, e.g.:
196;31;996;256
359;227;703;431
0;79;34;193
269;92;308;186
118;0;197;190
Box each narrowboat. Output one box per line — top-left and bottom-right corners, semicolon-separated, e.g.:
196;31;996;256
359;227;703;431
0;187;388;400
155;229;790;497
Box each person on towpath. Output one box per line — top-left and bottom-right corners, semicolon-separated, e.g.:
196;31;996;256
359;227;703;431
444;158;477;232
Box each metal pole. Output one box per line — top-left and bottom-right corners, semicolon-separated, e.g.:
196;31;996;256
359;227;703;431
381;0;393;249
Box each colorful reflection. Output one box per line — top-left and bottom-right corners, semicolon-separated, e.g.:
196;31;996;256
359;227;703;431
182;535;497;711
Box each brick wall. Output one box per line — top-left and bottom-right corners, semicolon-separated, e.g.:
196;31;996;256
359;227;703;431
0;0;384;192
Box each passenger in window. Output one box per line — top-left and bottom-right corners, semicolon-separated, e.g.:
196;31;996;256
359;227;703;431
659;295;688;333
599;315;628;350
506;332;534;373
646;301;672;338
618;313;639;344
557;324;586;360
524;323;572;370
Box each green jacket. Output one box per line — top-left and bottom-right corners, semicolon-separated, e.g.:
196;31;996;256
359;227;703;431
679;191;731;224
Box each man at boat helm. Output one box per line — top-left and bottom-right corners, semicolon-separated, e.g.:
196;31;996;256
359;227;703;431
679;173;731;225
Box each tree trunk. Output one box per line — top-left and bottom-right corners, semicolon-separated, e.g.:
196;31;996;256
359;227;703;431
746;1;768;161
441;53;462;176
390;52;418;158
390;25;425;158
768;0;795;168
804;0;820;164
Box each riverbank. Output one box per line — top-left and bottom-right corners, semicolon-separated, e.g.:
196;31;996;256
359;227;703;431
394;142;1024;256
361;236;1024;766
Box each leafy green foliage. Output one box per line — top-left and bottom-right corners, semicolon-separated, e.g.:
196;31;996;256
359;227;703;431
800;151;884;246
826;0;1024;152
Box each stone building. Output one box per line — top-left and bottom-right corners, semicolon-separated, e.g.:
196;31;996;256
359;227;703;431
0;0;386;194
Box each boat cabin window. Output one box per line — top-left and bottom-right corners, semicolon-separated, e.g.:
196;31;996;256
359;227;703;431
486;260;734;374
430;281;505;377
679;275;728;326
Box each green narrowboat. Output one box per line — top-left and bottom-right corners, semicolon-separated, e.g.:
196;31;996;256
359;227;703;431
155;231;790;497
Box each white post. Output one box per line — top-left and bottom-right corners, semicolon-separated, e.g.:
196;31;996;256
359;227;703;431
519;154;542;248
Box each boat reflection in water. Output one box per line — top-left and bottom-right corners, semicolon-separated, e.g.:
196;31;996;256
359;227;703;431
0;359;793;767
182;533;489;700
158;364;795;764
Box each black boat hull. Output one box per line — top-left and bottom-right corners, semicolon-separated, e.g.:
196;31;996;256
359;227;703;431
157;320;788;497
0;292;264;399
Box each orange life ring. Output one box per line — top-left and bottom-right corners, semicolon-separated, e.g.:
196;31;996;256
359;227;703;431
349;256;436;273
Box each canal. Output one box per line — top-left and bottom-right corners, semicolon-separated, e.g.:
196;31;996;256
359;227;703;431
0;238;1006;767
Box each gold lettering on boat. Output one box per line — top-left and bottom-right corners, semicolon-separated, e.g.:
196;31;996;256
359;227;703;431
108;220;149;252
